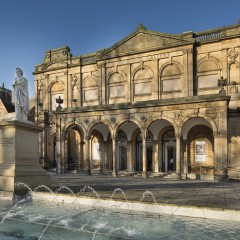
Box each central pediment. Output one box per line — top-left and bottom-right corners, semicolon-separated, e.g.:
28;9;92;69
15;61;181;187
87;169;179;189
100;24;194;59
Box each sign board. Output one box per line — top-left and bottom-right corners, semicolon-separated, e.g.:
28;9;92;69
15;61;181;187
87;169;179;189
196;141;206;161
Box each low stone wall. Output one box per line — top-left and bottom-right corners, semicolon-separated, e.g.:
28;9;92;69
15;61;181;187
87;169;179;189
32;192;240;222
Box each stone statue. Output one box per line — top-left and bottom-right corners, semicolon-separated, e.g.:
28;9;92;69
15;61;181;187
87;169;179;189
12;68;29;120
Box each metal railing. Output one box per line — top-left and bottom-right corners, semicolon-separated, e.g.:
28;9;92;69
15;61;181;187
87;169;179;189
195;31;222;41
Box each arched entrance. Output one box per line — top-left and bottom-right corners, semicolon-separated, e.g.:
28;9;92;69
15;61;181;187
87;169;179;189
88;123;112;174
67;126;83;172
182;117;215;179
186;125;214;177
115;121;141;175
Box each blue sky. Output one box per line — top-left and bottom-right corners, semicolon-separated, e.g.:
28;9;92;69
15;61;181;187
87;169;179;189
0;0;240;97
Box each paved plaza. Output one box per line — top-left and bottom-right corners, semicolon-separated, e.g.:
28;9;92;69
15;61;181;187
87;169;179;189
51;175;240;211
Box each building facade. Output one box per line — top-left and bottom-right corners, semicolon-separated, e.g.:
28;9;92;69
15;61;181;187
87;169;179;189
0;84;14;117
33;23;240;180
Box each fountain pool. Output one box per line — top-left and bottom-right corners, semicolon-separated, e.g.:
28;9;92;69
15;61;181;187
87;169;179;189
0;195;239;240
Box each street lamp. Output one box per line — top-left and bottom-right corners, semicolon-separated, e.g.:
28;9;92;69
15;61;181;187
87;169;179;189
56;96;63;173
56;96;63;112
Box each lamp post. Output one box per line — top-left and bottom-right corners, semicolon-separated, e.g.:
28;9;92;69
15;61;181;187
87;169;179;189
56;96;63;174
56;96;63;113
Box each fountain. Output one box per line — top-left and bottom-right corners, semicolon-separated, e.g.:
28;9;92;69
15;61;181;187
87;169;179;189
0;182;239;240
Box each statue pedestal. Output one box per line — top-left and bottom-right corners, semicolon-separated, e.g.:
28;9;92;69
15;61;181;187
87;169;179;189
0;120;50;191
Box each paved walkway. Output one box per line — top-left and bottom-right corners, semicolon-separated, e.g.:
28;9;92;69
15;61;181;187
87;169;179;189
51;175;240;211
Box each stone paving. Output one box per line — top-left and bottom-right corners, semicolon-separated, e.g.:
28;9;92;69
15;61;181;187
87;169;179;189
51;175;240;211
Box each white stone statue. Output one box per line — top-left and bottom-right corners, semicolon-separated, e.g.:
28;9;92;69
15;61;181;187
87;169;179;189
12;68;29;120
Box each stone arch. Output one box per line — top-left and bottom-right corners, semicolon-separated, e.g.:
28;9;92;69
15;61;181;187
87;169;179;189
159;61;184;76
181;116;217;139
132;64;154;79
146;116;179;139
87;121;113;141
197;57;222;71
108;70;126;83
115;119;143;139
83;75;98;87
49;80;64;92
63;123;86;138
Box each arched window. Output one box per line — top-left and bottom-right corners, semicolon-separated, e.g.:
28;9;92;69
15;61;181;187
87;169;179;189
134;68;152;96
50;81;64;110
108;72;125;100
161;64;182;92
83;76;98;102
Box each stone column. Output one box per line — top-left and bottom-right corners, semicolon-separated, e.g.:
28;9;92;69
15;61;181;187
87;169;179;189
102;140;108;172
182;140;188;174
158;139;163;172
152;140;159;174
127;140;133;172
80;141;84;170
176;133;181;178
112;137;117;177
214;132;228;180
84;136;91;175
56;113;63;174
142;134;147;178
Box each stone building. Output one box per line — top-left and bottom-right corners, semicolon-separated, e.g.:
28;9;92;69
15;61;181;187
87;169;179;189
33;23;240;180
0;84;14;117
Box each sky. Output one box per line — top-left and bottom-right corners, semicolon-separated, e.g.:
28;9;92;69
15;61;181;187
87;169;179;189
0;0;240;97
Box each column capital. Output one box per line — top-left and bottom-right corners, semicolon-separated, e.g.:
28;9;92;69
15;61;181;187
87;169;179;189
84;135;91;141
175;133;182;139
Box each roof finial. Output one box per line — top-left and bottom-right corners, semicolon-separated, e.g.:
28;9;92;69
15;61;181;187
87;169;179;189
137;23;146;31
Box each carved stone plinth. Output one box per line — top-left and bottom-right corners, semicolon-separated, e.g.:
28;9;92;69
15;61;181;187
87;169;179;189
0;120;50;191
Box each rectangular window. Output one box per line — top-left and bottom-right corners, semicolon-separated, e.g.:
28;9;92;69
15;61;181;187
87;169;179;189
134;82;151;95
162;78;181;92
198;74;218;89
84;89;98;101
109;85;125;98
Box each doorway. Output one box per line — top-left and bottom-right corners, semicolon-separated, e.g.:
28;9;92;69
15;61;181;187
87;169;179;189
162;130;176;172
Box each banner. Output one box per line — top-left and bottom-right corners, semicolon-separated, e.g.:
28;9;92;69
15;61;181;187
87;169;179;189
196;141;206;161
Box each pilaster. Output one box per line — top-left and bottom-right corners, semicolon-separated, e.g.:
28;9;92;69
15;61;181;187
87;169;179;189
183;48;194;97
